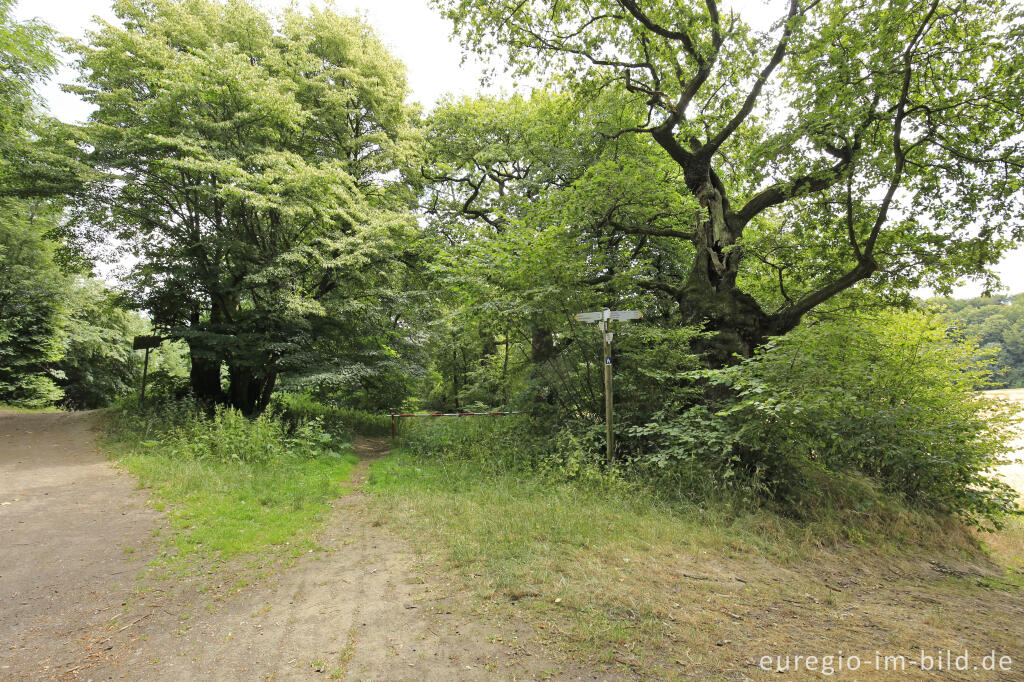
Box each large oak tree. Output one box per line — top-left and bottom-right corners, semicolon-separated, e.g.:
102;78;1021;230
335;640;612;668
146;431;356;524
435;0;1024;361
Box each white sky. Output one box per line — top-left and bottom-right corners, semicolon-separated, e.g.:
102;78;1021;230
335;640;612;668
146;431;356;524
14;0;1024;299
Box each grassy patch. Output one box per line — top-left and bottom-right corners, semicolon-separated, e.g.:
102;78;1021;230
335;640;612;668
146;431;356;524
117;447;356;561
0;403;62;413
101;404;358;570
371;452;790;580
368;451;1024;678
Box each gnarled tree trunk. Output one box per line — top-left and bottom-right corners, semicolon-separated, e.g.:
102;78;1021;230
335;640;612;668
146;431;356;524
227;365;277;417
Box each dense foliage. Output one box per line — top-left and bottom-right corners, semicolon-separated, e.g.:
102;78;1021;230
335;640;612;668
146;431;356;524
0;196;142;407
68;0;424;414
272;392;393;440
934;293;1024;388
55;279;147;409
0;201;64;405
401;311;1020;527
641;311;1019;526
1;0;140;408
430;0;1024;362
2;0;1021;528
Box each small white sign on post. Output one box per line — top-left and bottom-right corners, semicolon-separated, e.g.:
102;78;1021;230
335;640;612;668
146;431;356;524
573;308;642;464
574;311;605;323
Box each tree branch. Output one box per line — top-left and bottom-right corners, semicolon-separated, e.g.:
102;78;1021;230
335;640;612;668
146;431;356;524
702;0;797;155
637;278;684;299
617;0;707;69
769;257;877;333
735;155;852;226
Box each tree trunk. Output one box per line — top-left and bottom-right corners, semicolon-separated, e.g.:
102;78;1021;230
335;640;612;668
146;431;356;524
188;346;224;405
674;179;773;367
530;325;556;364
227;364;277;417
679;282;771;367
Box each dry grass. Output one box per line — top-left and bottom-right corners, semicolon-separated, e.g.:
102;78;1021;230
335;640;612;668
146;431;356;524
368;453;1024;680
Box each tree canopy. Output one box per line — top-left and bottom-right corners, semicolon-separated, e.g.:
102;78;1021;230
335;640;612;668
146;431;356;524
935;293;1024;388
432;0;1024;360
0;0;55;174
69;0;423;414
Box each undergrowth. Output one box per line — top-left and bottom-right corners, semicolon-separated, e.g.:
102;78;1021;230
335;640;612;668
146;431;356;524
367;420;1024;677
388;416;980;550
0;403;62;413
273;392;392;439
102;400;358;569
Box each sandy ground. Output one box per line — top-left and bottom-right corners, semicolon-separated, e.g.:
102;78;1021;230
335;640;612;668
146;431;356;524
0;412;591;681
0;410;160;680
984;389;1024;496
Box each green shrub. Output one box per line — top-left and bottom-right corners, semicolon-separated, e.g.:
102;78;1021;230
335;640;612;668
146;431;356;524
632;310;1021;527
396;414;647;495
397;414;548;472
381;310;1021;529
273;392;392;438
109;399;339;463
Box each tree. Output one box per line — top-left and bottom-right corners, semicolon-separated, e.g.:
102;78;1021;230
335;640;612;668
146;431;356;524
1;2;130;408
1;0;87;200
934;293;1024;388
57;278;146;409
434;0;1024;362
70;0;421;414
0;1;66;406
0;197;146;409
0;0;55;174
421;92;625;410
0;199;68;406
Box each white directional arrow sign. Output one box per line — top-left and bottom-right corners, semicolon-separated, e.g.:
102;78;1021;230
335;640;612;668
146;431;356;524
575;309;640;323
574;311;604;323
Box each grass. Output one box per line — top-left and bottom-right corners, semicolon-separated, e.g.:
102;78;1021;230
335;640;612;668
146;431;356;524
0;403;62;413
101;404;359;571
367;450;1024;678
117;446;357;562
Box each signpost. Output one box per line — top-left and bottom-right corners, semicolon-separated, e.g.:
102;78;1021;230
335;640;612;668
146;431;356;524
574;308;642;464
132;335;162;408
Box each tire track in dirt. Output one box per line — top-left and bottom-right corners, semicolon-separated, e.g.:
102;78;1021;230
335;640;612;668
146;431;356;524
1;421;594;681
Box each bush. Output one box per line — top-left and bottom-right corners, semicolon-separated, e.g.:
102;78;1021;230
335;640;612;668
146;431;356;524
397;414;549;473
109;399;339;463
632;310;1021;527
378;310;1021;529
273;392;392;439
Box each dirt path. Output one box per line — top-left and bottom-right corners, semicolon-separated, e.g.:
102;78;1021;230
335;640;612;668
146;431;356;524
0;413;585;681
0;410;160;680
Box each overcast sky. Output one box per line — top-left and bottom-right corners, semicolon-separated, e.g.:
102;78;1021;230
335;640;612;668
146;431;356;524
14;0;1024;298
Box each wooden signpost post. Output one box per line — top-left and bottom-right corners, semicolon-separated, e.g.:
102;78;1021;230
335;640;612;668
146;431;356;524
132;335;162;408
574;308;641;464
